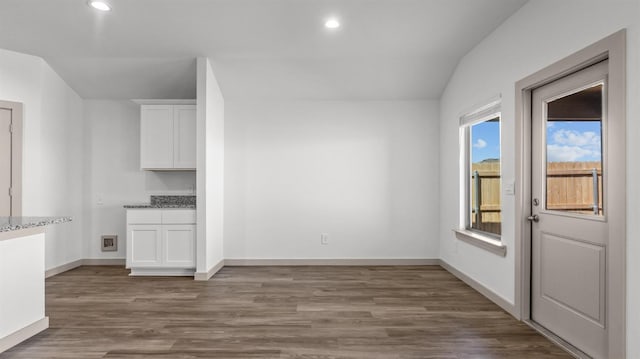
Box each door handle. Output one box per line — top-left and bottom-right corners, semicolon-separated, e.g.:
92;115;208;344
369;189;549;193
527;215;539;222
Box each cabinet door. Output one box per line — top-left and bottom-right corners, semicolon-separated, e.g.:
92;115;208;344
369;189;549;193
162;225;196;268
173;105;197;169
127;225;162;268
140;105;174;169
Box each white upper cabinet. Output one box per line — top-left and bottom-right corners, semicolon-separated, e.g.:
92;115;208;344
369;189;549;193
138;100;196;170
140;105;174;169
173;105;197;169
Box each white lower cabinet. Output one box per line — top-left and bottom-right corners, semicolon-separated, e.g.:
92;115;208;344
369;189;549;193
163;225;196;267
126;209;195;276
128;225;162;267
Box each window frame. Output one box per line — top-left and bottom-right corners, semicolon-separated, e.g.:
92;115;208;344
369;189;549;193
454;99;506;256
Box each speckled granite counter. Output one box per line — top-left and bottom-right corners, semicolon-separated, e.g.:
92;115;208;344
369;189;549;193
0;216;72;233
124;204;196;209
124;195;196;209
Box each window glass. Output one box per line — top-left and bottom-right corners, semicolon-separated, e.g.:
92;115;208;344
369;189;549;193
545;84;603;216
468;117;501;236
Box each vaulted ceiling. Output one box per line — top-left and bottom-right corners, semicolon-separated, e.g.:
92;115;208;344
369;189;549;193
0;0;528;100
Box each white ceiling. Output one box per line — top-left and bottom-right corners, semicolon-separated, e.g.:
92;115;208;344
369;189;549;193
0;0;528;100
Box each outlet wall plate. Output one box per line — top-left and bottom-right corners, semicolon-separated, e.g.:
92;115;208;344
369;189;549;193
101;235;118;252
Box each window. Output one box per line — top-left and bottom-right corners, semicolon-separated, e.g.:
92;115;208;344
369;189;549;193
545;83;604;216
466;116;501;236
456;99;504;254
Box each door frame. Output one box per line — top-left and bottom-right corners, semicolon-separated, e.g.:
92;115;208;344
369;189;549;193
0;100;23;216
514;30;626;358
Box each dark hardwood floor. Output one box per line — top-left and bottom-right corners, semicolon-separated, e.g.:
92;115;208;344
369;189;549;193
1;265;571;359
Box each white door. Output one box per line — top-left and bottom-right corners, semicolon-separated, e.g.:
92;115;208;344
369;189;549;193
173;105;196;169
531;60;611;358
0;108;11;216
140;105;174;169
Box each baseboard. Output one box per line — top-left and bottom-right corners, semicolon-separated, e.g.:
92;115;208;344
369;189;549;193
130;268;195;277
223;258;440;266
0;317;49;354
439;259;518;318
82;258;126;266
194;259;225;281
45;258;126;278
45;259;83;278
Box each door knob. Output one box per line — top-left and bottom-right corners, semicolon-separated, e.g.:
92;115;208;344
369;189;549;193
527;215;539;222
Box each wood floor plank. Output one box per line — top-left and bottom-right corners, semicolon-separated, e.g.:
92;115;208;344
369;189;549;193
0;265;571;359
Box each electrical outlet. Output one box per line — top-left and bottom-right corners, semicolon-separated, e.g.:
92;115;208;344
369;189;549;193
96;193;104;206
320;233;329;245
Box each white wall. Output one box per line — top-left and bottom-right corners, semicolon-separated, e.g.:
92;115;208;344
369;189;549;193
196;58;225;275
224;100;439;260
0;49;84;270
82;100;196;259
437;0;639;355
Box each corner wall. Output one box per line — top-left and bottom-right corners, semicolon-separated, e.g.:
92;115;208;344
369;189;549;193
196;58;225;277
437;0;639;355
0;49;84;270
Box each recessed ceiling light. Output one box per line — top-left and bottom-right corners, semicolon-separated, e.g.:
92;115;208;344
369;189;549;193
325;18;340;29
88;1;111;12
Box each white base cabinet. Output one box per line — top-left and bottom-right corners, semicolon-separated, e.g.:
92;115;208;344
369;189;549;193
128;225;162;267
163;225;196;267
126;209;195;276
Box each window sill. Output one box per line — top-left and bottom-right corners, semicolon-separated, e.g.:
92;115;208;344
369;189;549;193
453;229;507;257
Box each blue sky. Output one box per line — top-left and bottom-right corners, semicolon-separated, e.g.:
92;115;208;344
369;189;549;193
471;119;602;163
546;121;602;162
471;120;500;163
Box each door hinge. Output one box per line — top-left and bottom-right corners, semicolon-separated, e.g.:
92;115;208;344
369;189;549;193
8;187;12;197
9;123;13;133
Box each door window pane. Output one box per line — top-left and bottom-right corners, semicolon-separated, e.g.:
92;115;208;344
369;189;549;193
469;117;501;235
545;84;603;216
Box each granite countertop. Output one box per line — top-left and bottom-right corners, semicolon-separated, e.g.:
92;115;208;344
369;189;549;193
124;204;196;209
0;216;72;232
124;195;196;209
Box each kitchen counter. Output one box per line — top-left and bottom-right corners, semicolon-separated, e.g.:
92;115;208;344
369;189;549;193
0;216;70;353
123;195;196;209
123;204;196;209
0;216;72;233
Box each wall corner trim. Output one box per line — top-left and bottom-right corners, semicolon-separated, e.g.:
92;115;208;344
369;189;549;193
81;258;126;266
194;259;224;281
0;317;48;354
45;259;83;278
223;258;440;266
439;259;518;318
45;258;126;278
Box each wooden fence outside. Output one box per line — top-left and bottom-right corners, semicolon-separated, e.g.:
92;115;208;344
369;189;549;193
471;161;603;235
